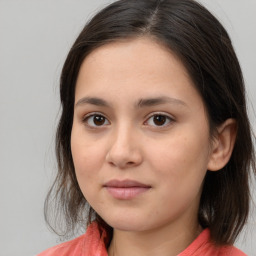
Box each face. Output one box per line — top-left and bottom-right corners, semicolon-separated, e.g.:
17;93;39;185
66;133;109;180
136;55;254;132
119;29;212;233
71;38;213;233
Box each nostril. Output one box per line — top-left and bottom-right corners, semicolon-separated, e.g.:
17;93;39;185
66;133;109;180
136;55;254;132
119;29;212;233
105;145;143;168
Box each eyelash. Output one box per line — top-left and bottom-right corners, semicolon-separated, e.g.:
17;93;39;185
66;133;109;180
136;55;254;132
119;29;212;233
144;113;174;128
82;112;110;128
82;112;175;128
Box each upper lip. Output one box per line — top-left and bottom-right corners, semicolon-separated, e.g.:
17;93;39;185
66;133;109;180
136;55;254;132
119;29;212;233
103;179;151;188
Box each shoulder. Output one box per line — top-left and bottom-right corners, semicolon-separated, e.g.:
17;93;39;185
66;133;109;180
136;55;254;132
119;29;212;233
179;229;247;256
218;245;247;256
37;222;108;256
37;234;86;256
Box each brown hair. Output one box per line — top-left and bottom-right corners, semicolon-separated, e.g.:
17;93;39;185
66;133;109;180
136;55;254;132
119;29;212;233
45;0;255;245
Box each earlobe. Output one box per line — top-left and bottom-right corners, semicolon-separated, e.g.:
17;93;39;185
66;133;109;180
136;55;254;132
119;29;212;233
207;118;237;171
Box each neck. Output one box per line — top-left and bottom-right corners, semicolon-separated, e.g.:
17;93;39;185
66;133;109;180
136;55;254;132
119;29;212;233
108;221;202;256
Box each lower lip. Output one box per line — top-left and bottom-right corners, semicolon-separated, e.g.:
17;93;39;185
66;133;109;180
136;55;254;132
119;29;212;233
105;187;150;200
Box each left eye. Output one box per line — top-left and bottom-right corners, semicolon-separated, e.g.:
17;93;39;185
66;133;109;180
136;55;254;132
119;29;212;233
145;114;173;127
83;114;110;127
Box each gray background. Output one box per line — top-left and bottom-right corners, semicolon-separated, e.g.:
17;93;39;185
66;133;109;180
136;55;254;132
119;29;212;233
0;0;255;255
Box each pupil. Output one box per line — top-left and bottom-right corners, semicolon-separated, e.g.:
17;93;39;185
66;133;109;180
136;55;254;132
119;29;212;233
94;115;105;126
153;115;166;126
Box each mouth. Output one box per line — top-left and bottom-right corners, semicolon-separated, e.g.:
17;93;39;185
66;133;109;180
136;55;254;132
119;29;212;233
103;179;151;200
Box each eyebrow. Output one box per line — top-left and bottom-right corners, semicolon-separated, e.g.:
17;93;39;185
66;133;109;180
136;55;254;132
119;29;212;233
137;96;187;108
75;96;187;108
75;97;110;108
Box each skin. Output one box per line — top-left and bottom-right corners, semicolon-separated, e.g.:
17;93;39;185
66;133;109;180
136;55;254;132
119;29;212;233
71;37;236;256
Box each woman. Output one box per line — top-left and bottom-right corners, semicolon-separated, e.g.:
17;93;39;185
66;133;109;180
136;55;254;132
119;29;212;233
39;0;255;255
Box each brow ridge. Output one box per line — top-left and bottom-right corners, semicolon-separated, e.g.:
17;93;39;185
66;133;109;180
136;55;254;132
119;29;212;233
137;96;187;108
75;96;187;108
75;97;110;107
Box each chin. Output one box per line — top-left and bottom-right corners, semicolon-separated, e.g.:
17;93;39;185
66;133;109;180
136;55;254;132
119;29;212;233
102;214;149;232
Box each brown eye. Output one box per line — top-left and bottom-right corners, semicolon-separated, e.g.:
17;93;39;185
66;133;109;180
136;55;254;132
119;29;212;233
153;115;167;126
84;114;110;127
145;114;173;127
93;115;105;126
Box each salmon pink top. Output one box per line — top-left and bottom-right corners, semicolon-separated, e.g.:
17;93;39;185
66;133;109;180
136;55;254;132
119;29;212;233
37;222;246;256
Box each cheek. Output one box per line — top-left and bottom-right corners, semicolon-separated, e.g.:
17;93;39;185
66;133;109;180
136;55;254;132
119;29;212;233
71;128;104;185
147;128;210;189
71;134;106;207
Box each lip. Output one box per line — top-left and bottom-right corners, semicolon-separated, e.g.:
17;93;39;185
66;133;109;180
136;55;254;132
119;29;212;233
103;179;151;200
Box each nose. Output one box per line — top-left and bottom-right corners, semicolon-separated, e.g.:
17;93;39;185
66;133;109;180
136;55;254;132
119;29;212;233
106;126;143;169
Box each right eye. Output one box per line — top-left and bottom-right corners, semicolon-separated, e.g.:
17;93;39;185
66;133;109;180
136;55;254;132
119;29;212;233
83;113;110;127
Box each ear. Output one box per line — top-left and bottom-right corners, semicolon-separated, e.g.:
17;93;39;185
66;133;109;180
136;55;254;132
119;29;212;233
207;118;237;171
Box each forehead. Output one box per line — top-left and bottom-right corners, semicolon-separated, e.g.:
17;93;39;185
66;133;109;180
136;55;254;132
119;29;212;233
74;37;204;111
80;37;188;76
77;38;190;87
